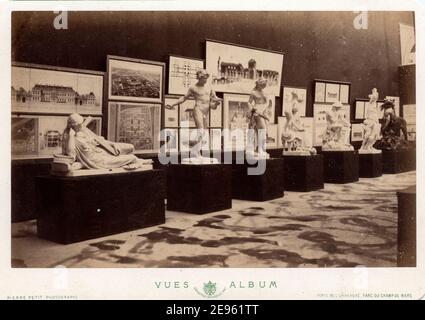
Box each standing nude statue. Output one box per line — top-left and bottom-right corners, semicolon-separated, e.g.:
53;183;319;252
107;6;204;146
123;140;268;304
246;78;272;159
166;69;222;163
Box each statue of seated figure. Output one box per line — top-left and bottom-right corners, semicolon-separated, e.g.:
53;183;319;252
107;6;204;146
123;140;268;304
322;101;354;151
52;113;152;175
281;104;317;156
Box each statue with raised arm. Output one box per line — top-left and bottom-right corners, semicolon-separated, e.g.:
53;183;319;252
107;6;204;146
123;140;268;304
359;88;381;153
166;69;221;164
246;78;272;159
376;99;409;151
322;101;354;151
281;100;317;155
53;113;152;174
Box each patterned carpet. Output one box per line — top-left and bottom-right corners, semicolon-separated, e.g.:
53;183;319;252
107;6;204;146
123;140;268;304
11;171;415;268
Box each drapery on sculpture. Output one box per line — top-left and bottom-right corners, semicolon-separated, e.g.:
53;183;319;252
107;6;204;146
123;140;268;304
52;113;152;173
359;88;381;154
322;101;354;151
281;92;317;155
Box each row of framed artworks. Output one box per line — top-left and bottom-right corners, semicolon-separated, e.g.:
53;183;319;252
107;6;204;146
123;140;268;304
354;96;401;120
11;115;102;158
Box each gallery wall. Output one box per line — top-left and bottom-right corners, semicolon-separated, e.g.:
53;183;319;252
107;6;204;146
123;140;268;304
12;11;414;127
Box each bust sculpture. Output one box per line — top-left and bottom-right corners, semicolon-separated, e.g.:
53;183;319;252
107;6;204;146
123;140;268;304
52;113;152;174
322;101;354;151
359;88;381;154
281;102;317;155
376;99;409;151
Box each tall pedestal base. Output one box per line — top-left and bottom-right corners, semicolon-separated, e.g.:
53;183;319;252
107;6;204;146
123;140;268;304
359;152;383;178
322;150;359;184
382;149;416;174
283;155;324;192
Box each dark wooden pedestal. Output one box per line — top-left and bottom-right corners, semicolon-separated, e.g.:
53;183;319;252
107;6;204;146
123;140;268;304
283;155;324;192
322;150;359;184
232;158;284;201
359;152;383;178
167;163;232;214
382;149;416;174
36;170;166;244
397;185;416;267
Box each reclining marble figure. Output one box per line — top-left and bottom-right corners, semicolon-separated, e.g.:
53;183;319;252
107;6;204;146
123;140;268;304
52;113;152;175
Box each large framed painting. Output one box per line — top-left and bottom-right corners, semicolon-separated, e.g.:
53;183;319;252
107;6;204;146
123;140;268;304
168;55;204;95
12;115;39;157
164;95;180;128
206;39;284;96
108;102;161;154
107;55;165;103
313;103;350;146
12;62;104;115
282;86;307;117
223;93;251;150
313;79;351;104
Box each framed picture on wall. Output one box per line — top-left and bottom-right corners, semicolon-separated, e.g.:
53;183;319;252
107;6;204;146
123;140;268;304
266;124;278;149
107;55;165;103
210;128;222;151
164;95;180;128
206;39;284;96
355;99;367;119
108;101;161;154
37;116;68;157
313;79;351;104
403;104;416;124
351;123;364;142
86;116;102;136
12;115;39;157
12;62;104;115
178;98;205;128
168;55;204;95
282;86;307;117
406;124;416;141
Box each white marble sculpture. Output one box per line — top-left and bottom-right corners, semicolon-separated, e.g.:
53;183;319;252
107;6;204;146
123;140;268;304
52;113;152;176
359;88;381;154
322;101;354;151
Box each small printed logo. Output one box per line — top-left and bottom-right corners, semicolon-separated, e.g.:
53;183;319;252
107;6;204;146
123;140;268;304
194;281;225;298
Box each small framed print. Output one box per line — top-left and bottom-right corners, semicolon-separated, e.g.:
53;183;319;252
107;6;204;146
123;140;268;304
339;84;350;104
107;55;165;104
314;82;326;103
164;95;180;128
325;83;340;103
266;124;278;148
12;115;39;158
168;55;204;95
406;124;416;141
210;128;222;151
403;104;416;124
351;123;364;142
